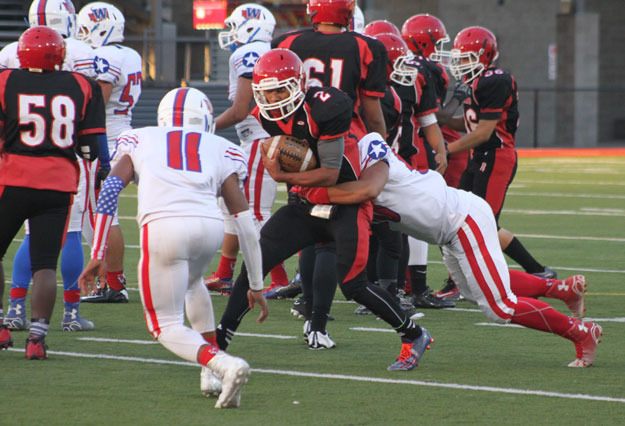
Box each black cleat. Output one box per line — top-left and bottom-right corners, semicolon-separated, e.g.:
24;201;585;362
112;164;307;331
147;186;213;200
412;289;455;309
81;286;129;303
531;267;558;280
272;276;302;299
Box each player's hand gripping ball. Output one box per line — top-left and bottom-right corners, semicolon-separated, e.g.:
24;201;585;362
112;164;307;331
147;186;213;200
264;135;318;173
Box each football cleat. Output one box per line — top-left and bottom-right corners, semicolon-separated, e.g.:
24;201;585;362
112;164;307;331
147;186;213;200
271;275;303;299
388;327;433;371
307;330;336;350
62;309;95;331
433;278;464;302
263;282;288;300
204;275;233;295
207;352;250;408
354;304;372;315
290;297;308;320
531;266;558;280
25;336;48;360
303;320;311;341
81;285;129;303
546;275;586;318
568;321;602;368
200;367;223;397
4;298;30;330
0;326;14;349
412;289;456;309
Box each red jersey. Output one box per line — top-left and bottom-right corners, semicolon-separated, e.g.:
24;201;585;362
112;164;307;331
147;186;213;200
0;69;105;192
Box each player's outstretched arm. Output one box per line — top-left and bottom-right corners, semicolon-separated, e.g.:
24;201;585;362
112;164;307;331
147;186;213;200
215;77;255;130
447;118;498;154
221;173;268;323
78;155;134;295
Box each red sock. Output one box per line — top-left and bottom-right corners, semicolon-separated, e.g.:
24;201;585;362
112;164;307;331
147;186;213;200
511;297;577;338
10;287;28;300
197;343;220;366
215;256;236;280
270;263;288;286
64;290;81;304
106;271;126;291
509;270;550;298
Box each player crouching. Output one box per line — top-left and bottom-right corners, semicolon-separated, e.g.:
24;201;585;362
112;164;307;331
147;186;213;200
79;87;268;407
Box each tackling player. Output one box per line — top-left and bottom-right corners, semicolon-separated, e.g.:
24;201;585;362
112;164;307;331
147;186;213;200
79;87;265;408
299;133;602;368
207;3;290;297
217;49;433;371
440;26;556;279
0;27;106;356
2;0;104;332
77;2;143;303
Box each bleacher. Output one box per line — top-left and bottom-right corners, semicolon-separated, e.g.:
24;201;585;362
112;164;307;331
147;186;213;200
0;0;27;48
131;85;239;143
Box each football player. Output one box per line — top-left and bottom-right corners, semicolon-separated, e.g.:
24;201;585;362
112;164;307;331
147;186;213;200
299;133;602;368
368;21;451;310
440;26;556;279
401;13;468;303
77;2;143;303
271;0;388;337
0;27;106;356
1;0;105;333
217;49;433;371
207;3;290;298
79;87;265;408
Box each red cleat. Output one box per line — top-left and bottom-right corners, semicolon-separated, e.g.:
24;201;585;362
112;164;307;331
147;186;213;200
567;321;602;368
546;275;586;318
204;275;233;294
0;326;13;350
25;336;48;360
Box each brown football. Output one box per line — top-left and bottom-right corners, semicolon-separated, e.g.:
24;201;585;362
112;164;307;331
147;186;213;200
264;135;318;173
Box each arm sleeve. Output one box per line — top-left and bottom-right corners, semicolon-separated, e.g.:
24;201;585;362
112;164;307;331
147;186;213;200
91;175;125;260
317;136;344;169
475;74;511;120
232;210;263;291
76;79;107;161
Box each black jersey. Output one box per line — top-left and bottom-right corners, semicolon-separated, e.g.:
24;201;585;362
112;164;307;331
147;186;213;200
380;85;402;139
253;86;359;183
464;67;519;151
420;58;450;106
0;69;106;192
272;29;387;109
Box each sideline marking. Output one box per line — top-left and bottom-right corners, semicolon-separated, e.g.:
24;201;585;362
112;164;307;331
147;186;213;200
6;348;625;404
77;332;297;344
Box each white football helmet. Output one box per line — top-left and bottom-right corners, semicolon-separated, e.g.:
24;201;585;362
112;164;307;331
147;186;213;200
76;2;124;48
28;0;77;38
218;3;276;51
157;87;215;134
350;5;365;33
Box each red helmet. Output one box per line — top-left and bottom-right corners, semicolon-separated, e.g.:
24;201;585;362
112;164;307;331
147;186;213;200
374;33;418;86
401;14;449;60
17;26;65;71
252;48;306;121
307;0;355;28
363;20;400;37
449;26;498;84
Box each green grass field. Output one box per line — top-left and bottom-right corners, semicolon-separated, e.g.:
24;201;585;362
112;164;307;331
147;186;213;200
2;155;625;425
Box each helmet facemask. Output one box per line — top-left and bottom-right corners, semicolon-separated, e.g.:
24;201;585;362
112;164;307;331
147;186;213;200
428;35;451;66
390;55;419;86
450;49;485;84
252;76;305;122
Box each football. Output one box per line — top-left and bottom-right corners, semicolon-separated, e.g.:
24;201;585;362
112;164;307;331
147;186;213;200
264;135;318;173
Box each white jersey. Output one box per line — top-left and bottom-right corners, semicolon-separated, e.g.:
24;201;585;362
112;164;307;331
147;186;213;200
93;44;143;146
228;41;269;147
115;126;248;227
0;38;95;77
358;133;472;245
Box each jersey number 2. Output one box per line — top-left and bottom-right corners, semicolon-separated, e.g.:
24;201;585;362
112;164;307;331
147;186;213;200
166;130;202;172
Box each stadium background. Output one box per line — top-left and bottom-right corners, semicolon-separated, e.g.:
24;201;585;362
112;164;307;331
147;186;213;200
1;0;623;148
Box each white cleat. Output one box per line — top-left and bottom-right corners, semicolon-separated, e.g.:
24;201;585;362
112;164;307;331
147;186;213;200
307;330;336;350
208;352;250;408
200;367;222;397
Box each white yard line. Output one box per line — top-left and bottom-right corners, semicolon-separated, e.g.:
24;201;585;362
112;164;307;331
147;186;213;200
6;348;625;404
77;333;297;344
504;209;625;217
514;233;625;243
508;191;625;200
514;179;625;187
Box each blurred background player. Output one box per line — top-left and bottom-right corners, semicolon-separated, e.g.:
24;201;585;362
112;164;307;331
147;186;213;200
0;26;106;357
440;26;557;284
271;0;389;334
401;13;468;302
206;3;290;298
77;1;143;303
300;132;602;368
1;0;106;332
79;87;264;407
